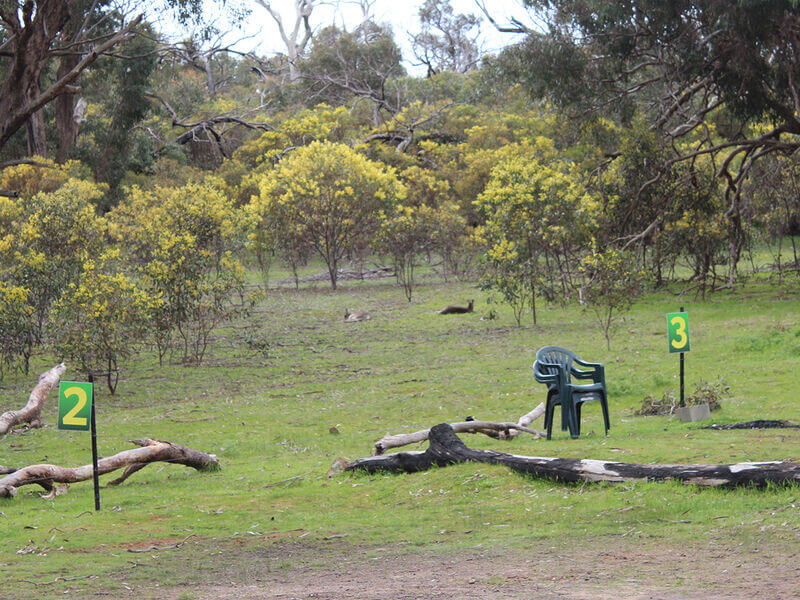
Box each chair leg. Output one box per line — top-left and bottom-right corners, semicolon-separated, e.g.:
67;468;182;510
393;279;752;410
543;390;553;432
546;399;556;440
561;399;577;439
570;401;581;439
601;393;610;435
560;401;571;432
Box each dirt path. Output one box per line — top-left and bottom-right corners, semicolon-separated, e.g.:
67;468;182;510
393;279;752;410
136;536;800;600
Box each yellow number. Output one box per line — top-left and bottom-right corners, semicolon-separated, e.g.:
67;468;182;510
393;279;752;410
62;386;88;427
670;316;688;349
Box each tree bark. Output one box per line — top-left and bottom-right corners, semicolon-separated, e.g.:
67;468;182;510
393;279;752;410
347;423;800;488
0;439;220;498
54;54;82;162
26;107;48;157
0;363;66;436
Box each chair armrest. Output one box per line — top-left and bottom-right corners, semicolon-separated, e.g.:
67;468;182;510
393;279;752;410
533;360;559;385
571;360;605;385
573;356;602;368
570;367;596;380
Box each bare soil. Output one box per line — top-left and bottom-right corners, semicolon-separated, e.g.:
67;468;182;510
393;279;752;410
119;535;800;600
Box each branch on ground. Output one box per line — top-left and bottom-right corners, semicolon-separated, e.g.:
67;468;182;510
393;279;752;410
373;403;545;455
0;439;220;498
350;423;800;487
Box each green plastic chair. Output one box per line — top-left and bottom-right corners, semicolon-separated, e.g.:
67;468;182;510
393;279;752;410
533;345;610;439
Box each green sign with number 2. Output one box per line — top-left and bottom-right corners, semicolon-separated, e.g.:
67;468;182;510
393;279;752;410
667;312;690;353
58;381;93;431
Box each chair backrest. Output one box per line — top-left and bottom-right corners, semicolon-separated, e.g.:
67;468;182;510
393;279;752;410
535;346;576;382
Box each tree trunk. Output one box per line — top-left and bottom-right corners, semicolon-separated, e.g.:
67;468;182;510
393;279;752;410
0;7;141;155
26;109;48;157
346;423;800;488
55;54;81;163
0;438;220;498
0;363;66;436
0;1;71;152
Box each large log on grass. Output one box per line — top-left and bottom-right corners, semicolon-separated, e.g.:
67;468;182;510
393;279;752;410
0;363;66;436
348;423;800;488
0;439;220;498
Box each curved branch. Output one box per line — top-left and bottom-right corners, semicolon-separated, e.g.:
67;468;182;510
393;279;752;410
0;439;220;498
0;363;66;436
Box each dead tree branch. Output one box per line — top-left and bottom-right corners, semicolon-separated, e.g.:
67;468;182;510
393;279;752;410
373;403;545;455
0;439;220;498
0;363;66;436
349;423;800;487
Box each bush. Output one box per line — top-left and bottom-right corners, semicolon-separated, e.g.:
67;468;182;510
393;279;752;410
635;390;679;416
635;379;730;416
686;378;730;411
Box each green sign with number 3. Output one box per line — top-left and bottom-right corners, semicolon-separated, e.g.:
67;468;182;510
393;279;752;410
667;312;690;353
58;381;93;431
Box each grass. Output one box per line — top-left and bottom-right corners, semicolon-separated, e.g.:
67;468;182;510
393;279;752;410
0;263;799;597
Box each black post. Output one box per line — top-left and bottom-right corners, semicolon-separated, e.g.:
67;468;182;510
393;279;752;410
679;306;685;408
89;373;100;511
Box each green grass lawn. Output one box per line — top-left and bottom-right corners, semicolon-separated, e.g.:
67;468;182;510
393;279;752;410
1;265;799;597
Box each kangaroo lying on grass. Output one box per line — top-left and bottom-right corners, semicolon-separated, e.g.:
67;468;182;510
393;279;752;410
437;299;474;314
344;308;371;322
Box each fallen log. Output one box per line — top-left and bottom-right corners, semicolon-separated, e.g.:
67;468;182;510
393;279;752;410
348;423;800;488
0;439;220;498
0;363;66;436
0;466;15;475
374;418;544;455
703;420;800;430
373;402;546;455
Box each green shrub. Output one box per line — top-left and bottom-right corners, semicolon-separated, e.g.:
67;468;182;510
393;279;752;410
686;378;730;411
636;378;730;416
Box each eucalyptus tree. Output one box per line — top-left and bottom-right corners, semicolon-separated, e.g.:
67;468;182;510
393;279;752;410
503;0;800;285
411;0;482;76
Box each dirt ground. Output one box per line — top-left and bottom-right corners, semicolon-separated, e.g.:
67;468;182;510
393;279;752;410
131;536;800;600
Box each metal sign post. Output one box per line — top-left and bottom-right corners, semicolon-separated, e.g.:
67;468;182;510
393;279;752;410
58;376;100;510
89;374;100;511
667;307;690;407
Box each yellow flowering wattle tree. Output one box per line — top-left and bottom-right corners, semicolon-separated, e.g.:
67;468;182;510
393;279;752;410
0;177;107;358
110;181;248;364
253;141;406;289
375;204;437;301
49;251;158;393
475;145;595;325
0;283;34;378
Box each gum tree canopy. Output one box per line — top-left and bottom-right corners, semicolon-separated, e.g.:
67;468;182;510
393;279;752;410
506;0;800;278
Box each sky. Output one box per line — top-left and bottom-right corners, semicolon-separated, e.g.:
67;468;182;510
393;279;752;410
158;0;532;76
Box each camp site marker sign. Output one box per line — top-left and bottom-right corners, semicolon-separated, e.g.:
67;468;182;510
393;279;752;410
667;311;690;353
57;378;101;510
58;381;93;431
667;309;690;408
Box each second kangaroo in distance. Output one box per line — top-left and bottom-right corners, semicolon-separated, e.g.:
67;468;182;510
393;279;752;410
344;308;371;322
437;299;474;315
